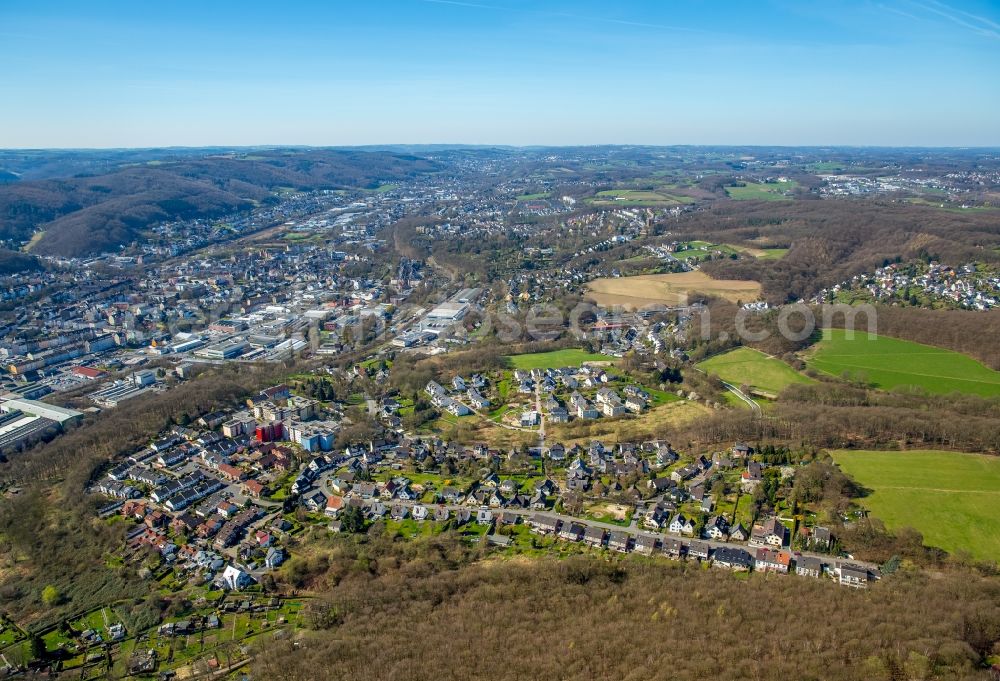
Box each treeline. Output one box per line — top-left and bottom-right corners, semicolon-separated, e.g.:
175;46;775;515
678;200;1000;303
253;530;1000;681
688;299;817;361
690;301;1000;374
825;305;1000;370
663;393;1000;454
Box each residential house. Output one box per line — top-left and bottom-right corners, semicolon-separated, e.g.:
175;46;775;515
728;523;749;542
558;522;586;542
661;537;686;559
634;533;658;555
529;514;560;535
810;526;833;550
754;548;793;573
703;515;729;540
601;401;626;417
688;541;711;560
741;461;764;492
713;547;754;571
324;495;344;518
838;564;870;588
303;490;327;512
796;555;824;578
583;525;606;548
669;514;695;536
750;517;789;548
608;530;631;553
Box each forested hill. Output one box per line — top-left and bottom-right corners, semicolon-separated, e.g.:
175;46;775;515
0;149;442;258
0;248;41;274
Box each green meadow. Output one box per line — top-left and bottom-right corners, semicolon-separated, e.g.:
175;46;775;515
505;349;616;370
725;181;796;201
810;329;1000;396
697;347;813;396
587;189;695;206
832;449;1000;562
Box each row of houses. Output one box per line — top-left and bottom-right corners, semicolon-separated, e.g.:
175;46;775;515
527;514;872;586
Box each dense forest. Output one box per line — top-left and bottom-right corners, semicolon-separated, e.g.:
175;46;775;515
685;201;1000;303
665;383;1000;454
249;530;1000;681
0;247;41;273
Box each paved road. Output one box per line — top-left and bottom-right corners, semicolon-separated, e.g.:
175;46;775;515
534;384;545;452
722;381;762;416
460;397;537;433
385;498;877;571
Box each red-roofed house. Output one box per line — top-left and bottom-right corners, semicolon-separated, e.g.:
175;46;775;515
218;464;246;482
243;479;266;498
73;366;107;380
325;495;345;518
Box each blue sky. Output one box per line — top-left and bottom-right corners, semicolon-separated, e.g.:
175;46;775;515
1;0;998;147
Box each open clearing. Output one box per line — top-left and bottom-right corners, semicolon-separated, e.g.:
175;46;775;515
726;244;789;260
586;189;695;207
831;449;1000;562
726;181;796;201
547;399;709;447
809;329;1000;397
697;347;814;396
586;271;761;308
505;348;616;370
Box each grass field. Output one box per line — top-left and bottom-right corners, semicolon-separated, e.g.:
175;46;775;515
674;241;740;260
546;400;709;447
697;347;814;396
725;244;789;260
725;181;796;201
586;271;761;308
505;348;616;370
586;189;695;207
809;329;1000;397
831;449;1000;562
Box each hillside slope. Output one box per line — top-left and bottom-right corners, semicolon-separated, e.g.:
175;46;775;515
0;149;441;257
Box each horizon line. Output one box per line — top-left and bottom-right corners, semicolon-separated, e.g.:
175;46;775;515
2;143;1000;152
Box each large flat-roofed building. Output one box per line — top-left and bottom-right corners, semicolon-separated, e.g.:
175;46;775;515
426;301;469;321
88;381;154;408
195;340;250;360
0;410;61;451
0;395;83;425
392;330;436;348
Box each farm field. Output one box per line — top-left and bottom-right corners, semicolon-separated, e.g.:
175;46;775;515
673;240;739;260
505;348;616;370
586;271;761;308
809;329;1000;396
697;347;814;396
586;189;695;206
674;240;788;262
725;181;796;201
831;449;1000;562
725;244;789;260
